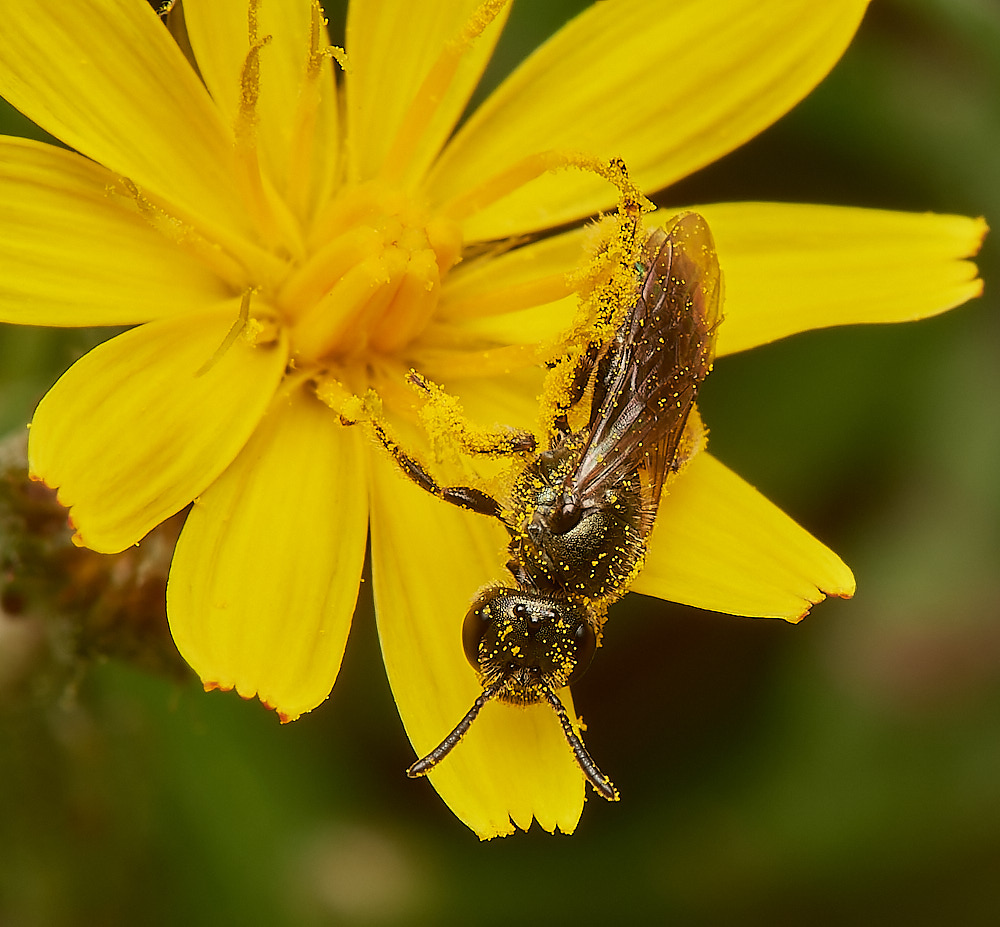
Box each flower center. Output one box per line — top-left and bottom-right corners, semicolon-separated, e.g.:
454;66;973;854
276;181;462;365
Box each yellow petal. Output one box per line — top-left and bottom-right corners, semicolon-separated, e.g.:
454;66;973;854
429;0;870;239
369;447;586;838
0;137;229;325
411;225;591;380
690;202;987;356
437;222;587;323
0;0;251;241
167;387;368;722
345;0;509;186
444;366;546;438
182;0;340;223
28;305;288;553
411;302;575;385
632;452;855;620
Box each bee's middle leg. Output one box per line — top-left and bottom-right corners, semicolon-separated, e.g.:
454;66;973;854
369;418;502;519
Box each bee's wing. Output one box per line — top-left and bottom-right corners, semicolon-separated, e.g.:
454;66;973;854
568;212;722;521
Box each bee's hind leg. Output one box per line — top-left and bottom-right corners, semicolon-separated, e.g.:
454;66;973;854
543;336;611;440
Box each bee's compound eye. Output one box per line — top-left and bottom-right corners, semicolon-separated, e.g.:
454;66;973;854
565;619;597;686
462;588;505;668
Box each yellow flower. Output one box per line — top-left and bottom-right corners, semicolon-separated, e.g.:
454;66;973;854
0;0;984;839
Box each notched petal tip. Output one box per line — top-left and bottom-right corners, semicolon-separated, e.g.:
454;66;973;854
783;562;856;624
202;680;231;693
167;390;366;731
701;204;990;356
27;309;288;555
201;678;304;722
25;471;85;547
637;454;858;622
255;695;299;723
832;578;858;600
964;214;988;286
971;215;990;247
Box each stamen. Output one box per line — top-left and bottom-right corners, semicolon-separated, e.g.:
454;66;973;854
233;2;274;239
438;272;574;321
286;1;342;221
369;250;440;353
378;0;510;186
313;374;368;423
278;224;384;321
440;152;652;224
106;177;281;290
306;181;404;259
233;1;305;257
195;288;254;377
292;249;407;362
327;45;349;73
424;214;463;278
408;342;540;381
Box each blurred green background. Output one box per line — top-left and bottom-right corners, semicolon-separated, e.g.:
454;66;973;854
1;0;998;924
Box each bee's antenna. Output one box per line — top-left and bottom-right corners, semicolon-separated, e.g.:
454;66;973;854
540;684;620;802
408;681;620;803
406;682;503;778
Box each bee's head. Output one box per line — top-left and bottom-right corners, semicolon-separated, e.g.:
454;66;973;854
407;587;617;802
462;587;597;702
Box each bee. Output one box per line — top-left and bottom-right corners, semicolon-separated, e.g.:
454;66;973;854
375;212;722;800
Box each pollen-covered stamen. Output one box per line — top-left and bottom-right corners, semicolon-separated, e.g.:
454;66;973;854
279;224;385;319
105;177;283;292
440;151;652;224
234;3;272;234
295;184;461;301
292;248;405;363
285;1;343;222
280;183;462;363
368;249;441;353
234;0;303;257
377;0;511;185
437;269;575;322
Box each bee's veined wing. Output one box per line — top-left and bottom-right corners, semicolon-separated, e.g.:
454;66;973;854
567;212;723;519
